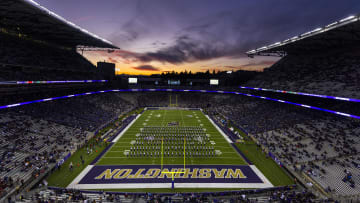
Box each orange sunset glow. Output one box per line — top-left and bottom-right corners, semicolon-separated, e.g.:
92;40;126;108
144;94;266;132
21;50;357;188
82;50;277;75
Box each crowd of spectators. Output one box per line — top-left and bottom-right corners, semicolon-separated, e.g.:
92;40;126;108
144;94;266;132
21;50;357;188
122;92;213;109
0;33;102;81
0;93;134;199
15;93;133;131
246;49;360;98
200;93;360;197
0;91;359;201
252;118;360;196
16;187;324;203
0;111;90;198
204;94;319;134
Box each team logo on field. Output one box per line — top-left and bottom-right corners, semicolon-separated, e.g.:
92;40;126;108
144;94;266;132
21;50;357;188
78;165;263;184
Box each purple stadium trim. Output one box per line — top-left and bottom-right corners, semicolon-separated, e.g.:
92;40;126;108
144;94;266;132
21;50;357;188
0;89;359;120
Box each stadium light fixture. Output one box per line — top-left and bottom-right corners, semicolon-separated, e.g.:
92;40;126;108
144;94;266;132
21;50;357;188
326;22;338;28
340;15;356;22
312;28;322;32
247;14;359;55
301;31;312;36
23;0;114;45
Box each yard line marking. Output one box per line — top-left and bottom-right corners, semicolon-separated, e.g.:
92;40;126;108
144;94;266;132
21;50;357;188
99;108;247;166
101;157;240;159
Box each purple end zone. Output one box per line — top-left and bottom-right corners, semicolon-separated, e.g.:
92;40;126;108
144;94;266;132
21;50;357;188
78;165;263;184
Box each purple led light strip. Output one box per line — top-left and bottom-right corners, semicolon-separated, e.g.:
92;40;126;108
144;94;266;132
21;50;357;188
0;89;359;119
13;80;108;84
0;80;108;85
239;86;360;102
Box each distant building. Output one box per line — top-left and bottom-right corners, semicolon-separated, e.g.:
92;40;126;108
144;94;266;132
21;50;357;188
97;61;115;80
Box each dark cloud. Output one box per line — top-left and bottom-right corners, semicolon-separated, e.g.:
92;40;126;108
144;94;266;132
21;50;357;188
240;60;276;68
124;0;360;65
144;35;229;64
132;65;161;71
106;0;149;45
151;41;167;46
107;57;118;63
132;4;305;64
45;0;360;69
224;60;276;70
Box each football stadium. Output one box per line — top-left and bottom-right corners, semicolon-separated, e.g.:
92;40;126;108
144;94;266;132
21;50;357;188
1;0;360;202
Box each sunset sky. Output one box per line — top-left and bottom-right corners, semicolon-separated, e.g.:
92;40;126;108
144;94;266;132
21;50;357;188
36;0;360;75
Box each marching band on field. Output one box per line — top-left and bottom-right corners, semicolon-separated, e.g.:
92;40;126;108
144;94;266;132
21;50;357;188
127;126;216;158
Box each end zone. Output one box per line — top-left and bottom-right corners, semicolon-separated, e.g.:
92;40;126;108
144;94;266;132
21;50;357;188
67;165;273;189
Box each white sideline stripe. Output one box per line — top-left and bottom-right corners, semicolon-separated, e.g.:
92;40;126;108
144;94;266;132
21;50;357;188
112;114;141;143
250;165;273;187
205;115;232;143
69;182;273;190
85;163;245;165
101;157;240;159
67;165;94;189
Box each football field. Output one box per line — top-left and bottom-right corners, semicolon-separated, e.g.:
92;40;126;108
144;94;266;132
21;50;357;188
67;108;274;190
97;109;246;165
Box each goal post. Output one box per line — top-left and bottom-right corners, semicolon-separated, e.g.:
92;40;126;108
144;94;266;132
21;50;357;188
160;136;186;189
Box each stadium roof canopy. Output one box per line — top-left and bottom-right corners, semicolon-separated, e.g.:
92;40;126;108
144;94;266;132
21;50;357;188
247;14;360;57
0;0;118;49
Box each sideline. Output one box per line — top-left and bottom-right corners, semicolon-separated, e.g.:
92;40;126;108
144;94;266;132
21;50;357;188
204;115;233;143
67;165;94;189
112;114;141;143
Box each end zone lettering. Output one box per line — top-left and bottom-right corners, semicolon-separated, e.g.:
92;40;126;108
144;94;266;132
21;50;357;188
78;165;264;184
95;168;247;180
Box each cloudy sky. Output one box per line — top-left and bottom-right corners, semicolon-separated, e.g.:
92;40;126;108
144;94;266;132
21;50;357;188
36;0;360;75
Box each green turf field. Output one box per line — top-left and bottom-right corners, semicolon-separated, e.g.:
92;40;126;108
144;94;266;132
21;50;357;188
96;109;246;165
46;108;295;190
